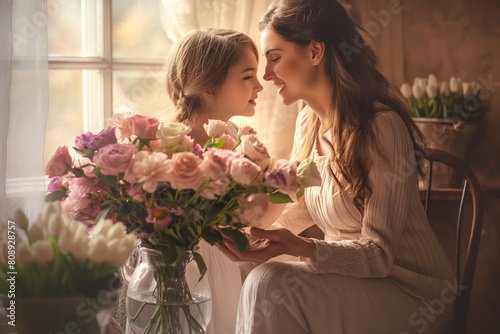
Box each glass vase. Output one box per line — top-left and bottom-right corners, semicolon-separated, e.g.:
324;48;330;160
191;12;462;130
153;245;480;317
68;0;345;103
125;247;212;334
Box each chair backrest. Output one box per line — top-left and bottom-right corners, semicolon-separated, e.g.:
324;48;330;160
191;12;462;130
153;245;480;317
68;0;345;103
422;148;483;334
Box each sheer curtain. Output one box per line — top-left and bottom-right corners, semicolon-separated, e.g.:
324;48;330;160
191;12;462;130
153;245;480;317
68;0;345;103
0;0;49;222
160;0;301;159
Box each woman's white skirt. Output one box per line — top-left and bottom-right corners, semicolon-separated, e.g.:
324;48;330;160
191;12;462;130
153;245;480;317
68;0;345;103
237;261;451;334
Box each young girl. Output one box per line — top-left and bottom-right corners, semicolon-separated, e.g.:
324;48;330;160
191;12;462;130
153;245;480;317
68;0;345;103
164;28;263;334
114;29;263;334
217;1;455;333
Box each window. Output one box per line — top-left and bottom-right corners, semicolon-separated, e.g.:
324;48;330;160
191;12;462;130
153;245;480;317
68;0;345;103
46;0;174;165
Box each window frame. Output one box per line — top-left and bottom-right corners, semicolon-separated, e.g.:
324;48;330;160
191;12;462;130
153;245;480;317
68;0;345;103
48;0;166;132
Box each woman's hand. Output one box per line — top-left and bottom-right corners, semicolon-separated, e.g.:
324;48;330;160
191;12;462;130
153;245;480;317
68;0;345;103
216;227;316;264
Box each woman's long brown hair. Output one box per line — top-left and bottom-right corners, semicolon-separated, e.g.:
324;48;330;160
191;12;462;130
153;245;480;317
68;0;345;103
260;0;425;214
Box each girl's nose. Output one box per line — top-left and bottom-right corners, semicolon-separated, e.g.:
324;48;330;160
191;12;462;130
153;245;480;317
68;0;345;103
255;79;263;92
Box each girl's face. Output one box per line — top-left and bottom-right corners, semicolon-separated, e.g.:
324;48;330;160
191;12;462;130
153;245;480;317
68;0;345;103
213;46;263;120
260;28;318;105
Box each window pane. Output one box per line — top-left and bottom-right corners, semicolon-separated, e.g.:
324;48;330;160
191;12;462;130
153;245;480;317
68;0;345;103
48;0;102;57
45;70;85;166
113;70;174;121
112;0;173;59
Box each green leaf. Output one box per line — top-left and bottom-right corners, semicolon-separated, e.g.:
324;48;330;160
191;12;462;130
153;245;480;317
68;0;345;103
45;190;67;203
222;229;250;253
268;192;293;204
201;230;223;245
172;245;187;268
214;140;226;148
95;207;111;223
94;167;118;189
192;251;207;281
73;147;95;160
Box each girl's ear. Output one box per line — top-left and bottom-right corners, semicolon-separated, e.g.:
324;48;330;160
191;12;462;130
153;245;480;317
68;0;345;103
203;91;216;103
310;40;325;66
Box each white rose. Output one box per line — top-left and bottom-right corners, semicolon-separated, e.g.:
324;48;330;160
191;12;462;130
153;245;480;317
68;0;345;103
297;157;322;188
157;122;191;148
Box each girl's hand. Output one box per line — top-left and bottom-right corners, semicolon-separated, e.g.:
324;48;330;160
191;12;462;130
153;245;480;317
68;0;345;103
216;227;316;264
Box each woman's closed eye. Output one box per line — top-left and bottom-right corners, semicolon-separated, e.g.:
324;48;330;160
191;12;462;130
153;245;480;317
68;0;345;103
270;57;281;62
243;75;253;80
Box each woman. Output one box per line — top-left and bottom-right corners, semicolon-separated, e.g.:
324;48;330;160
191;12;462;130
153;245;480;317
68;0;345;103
217;1;454;333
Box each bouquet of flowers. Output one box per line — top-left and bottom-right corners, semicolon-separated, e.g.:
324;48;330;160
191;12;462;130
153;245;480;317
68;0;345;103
400;74;485;121
0;201;138;332
44;112;321;333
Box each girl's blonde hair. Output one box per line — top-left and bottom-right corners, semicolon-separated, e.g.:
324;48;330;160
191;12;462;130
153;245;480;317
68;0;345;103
165;29;259;124
260;0;425;214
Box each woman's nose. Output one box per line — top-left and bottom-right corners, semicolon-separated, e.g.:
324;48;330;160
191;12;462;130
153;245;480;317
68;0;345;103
263;63;274;81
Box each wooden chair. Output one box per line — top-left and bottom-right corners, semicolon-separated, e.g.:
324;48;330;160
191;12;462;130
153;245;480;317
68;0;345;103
421;148;483;334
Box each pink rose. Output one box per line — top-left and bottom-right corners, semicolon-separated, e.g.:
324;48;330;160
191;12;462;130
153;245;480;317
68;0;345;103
93;143;136;176
199;150;230;180
167;152;207;191
201;177;231;200
204;119;227;138
230;158;261;185
75;127;117;151
239;134;270;166
130;114;160;139
125;151;172;193
46;146;72;177
238;193;269;227
237;124;256;138
107;111;136;142
219;133;238;150
126;184;144;202
265;159;298;195
61;180;92;220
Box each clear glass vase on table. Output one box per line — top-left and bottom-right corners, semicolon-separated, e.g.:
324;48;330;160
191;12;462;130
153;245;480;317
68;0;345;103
124;247;211;334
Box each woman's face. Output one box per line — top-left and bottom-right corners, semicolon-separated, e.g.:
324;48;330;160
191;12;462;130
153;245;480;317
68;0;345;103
260;28;318;105
214;46;263;120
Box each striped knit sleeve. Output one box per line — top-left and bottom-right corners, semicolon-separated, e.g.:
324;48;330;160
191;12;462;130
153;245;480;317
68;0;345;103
305;112;415;277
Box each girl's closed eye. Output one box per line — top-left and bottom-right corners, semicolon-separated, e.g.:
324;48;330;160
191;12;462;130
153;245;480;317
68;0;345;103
243;75;253;80
270;56;281;62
